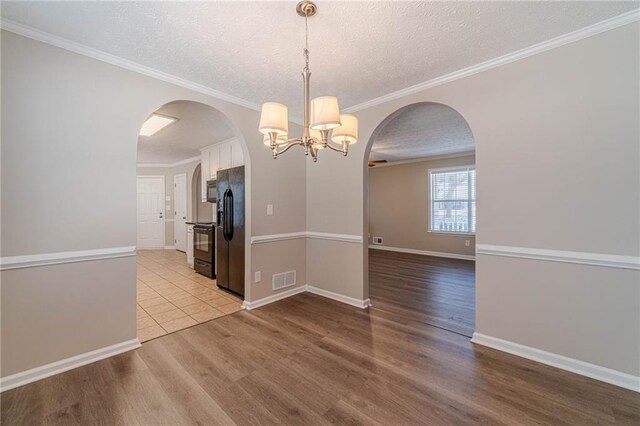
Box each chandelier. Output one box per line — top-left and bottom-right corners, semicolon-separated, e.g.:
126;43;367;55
258;1;358;162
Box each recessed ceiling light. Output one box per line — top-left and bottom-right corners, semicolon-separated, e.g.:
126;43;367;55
139;113;177;137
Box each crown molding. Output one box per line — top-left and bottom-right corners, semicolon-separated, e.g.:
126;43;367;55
0;18;262;112
3;9;638;119
343;9;640;113
137;155;200;168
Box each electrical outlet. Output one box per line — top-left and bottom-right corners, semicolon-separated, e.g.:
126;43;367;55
465;240;470;247
267;204;273;216
255;271;261;283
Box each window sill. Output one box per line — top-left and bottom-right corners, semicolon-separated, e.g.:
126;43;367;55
428;231;476;236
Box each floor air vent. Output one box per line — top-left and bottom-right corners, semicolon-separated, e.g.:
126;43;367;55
272;270;296;290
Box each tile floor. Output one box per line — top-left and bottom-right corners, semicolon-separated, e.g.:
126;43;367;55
136;249;243;342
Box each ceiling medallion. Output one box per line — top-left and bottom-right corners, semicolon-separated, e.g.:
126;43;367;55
258;1;358;162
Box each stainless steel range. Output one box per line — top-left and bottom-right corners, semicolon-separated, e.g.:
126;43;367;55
193;223;215;278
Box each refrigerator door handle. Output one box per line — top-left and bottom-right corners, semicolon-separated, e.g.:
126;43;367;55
224;188;233;241
224;189;234;241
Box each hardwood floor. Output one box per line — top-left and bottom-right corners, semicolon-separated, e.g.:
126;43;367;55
368;249;475;337
3;289;639;425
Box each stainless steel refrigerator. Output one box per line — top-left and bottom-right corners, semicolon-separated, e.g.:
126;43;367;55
216;166;245;297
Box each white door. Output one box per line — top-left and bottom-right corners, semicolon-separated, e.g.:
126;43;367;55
137;176;165;249
174;173;188;252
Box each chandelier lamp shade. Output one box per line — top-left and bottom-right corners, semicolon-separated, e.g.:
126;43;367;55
258;1;358;162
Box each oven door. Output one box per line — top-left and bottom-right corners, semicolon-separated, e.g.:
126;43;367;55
193;226;213;262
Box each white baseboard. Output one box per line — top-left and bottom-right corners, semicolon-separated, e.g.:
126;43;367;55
306;285;372;309
0;338;141;393
471;333;640;393
242;286;307;310
243;285;371;311
369;244;475;261
164;245;175;250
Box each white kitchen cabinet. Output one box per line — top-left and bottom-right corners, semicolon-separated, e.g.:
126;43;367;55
231;139;243;167
209;147;219;179
200;139;244;201
218;143;231;170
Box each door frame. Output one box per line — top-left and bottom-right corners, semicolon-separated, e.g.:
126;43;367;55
136;175;166;249
173;173;188;252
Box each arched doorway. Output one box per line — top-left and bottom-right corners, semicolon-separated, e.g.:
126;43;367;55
364;102;477;337
135;100;249;342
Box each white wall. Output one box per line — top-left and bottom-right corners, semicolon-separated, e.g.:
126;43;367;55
306;22;640;379
0;30;307;378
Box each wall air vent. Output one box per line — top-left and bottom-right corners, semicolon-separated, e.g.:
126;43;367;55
372;236;383;245
272;270;296;290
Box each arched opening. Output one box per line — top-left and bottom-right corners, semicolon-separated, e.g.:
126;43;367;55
135;100;248;342
364;102;477;337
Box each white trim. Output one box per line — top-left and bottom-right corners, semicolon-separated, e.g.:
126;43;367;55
369;245;475;261
471;333;640;393
0;338;141;392
250;232;307;244
242;285;307;310
0;18;261;112
164;218;175;223
0;246;136;271
476;244;640;270
242;285;372;310
370;151;475;169
306;285;372;309
251;231;363;244
137;155;201;168
306;232;363;243
344;10;640;113
164;245;176;250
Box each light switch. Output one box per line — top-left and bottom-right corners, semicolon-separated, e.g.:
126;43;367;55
267;204;273;216
465;240;470;247
255;271;261;283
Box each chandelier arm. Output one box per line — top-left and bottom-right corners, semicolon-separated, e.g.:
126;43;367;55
324;143;345;153
273;140;305;157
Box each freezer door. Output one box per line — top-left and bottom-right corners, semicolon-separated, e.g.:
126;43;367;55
228;166;245;296
215;225;229;289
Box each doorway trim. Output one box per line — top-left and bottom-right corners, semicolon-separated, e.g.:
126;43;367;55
173;172;188;252
136;175;166;250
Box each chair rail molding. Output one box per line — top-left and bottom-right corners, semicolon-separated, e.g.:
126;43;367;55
476;244;640;270
251;232;362;244
0;246;137;271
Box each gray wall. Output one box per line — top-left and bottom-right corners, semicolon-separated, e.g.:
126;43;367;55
306;22;640;376
368;154;476;257
1;30;307;377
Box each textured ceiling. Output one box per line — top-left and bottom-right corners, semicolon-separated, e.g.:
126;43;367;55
2;1;637;119
369;104;474;162
137;100;234;164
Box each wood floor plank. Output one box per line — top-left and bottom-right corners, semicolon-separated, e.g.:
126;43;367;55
2;252;638;424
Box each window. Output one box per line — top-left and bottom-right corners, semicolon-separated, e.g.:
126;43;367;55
429;166;476;234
